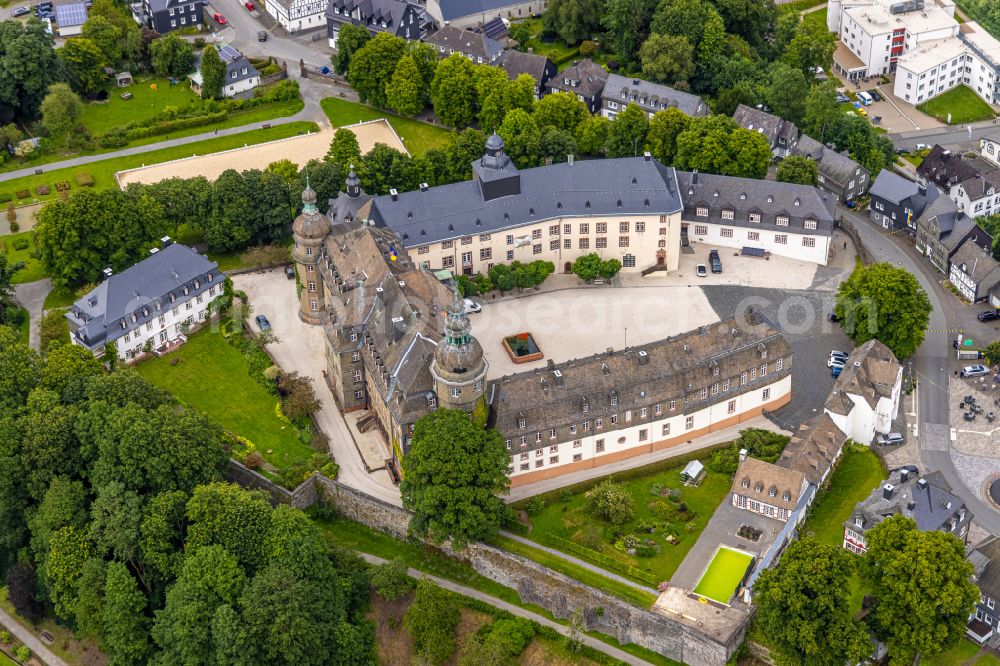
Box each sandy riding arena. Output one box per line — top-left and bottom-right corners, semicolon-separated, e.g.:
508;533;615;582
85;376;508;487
116;119;406;188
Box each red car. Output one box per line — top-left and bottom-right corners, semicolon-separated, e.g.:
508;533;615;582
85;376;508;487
212;12;227;23
244;1;254;9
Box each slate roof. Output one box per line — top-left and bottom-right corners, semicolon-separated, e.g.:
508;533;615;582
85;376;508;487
365;154;684;247
500;51;554;86
733;104;798;147
604;74;708;117
917;145;988;189
793;134;867;187
776;413;847;486
970;537;1000;602
732;457;807;511
847;468;970;536
225;57;259;85
957;170;1000;200
674;170;835;237
950;236;1000;284
487;310;792;443
547;59;608;99
824;339;900;416
424;25;503;61
327;0;417;34
869;169;921;204
66;243;221;351
434;0;524;22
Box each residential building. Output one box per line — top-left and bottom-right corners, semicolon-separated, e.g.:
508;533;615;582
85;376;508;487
914;194;980;272
893;24;1000;106
869;169;936;232
731;457;808;524
326;0;428;49
823;339;902;445
66;241;223;362
54;2;87;36
602;74;708;121
917;145;987;191
792;134;870;202
545;59;608;113
948;236;1000;302
265;0;328;32
843;468;972;554
952;171;1000;218
982;136;1000;169
499;50;556;98
424;0;547;30
675;170;836;265
775;413;847;487
491;309;793;485
133;0;203;33
423;24;503;64
732;105;798;157
968;536;1000;645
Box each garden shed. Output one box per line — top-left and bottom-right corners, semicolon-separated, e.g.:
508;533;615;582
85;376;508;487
680;460;704;483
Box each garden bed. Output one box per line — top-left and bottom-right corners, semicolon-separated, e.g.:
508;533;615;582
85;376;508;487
503;332;543;364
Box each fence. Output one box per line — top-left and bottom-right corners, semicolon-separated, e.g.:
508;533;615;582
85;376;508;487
838;215;874;266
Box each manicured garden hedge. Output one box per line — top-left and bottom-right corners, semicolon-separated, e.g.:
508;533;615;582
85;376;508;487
545;535;660;585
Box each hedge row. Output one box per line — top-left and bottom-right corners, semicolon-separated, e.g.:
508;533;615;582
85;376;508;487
502;518;531;536
543;535;660;586
125;111;229;140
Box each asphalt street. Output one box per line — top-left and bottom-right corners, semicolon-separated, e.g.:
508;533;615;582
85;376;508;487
841;206;1000;534
889;119;1000;151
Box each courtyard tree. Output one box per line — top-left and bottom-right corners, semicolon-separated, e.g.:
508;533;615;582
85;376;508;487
40;84;83;149
584;480;635;524
149;34;195;78
605;103;649;158
575;115;610;156
776;155;818;185
332;23;370;76
199;45;227;100
984;341;1000;366
674;115;771;179
571;253;621;282
863;516;979;662
755;539;871;666
327;128;362;167
430;54;478;128
385;54;424;117
347;32;406;109
276;371;320;420
401;409;510;548
834;262;932;359
533;92;589;134
646;107;691;164
498;109;541;168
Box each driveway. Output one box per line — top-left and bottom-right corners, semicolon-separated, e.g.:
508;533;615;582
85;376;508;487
231;269;402;506
14;278;52;351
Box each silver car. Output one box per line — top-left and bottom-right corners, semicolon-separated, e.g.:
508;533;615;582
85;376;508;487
874;432;903;446
961;364;989;378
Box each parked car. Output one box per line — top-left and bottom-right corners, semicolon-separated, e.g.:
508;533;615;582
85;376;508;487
696;264;707;278
258;30;268;41
977;309;1000;322
284;265;294;279
11;6;30;16
857;91;873;105
831;365;843;378
835;93;850;103
244;1;254;8
869;90;882;101
830;350;849;360
915;143;930;151
828;356;847;368
709;249;722;274
255;314;271;331
212;12;227;23
874;432;904;446
895;147;910;155
960;364;989;378
463;298;481;314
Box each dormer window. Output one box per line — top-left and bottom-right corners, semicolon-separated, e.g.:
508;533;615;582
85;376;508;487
782;490;791;501
855;516;863;527
582;399;589;413
120;319;127;329
769;487;776;497
131;314;137;323
207;273;214;282
749;212;761;223
518;416;526;429
741;478;749;489
754;481;763;492
610;393;618;406
194;279;200;289
804;219;817;230
696;206;708;217
776;216;789;226
721;209;734;220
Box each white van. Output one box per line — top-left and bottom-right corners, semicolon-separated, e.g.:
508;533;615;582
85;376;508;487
857;91;874;105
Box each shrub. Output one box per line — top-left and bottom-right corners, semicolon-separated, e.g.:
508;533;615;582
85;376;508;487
55;181;70;192
39;309;69;348
0;192;10;203
240;244;290;269
194;36;206;48
75;172;94;187
98;126;130;149
404;580;460;664
6;563;45;623
579;40;597;57
525;496;545;516
36;184;50;195
277;371;320;420
15;189;29;199
0;630;9;643
584;480;635;525
14;645;30;662
709;428;790;475
6;202;14;222
570;525;603;550
12;238;29;251
369;557;412;601
244;451;263;469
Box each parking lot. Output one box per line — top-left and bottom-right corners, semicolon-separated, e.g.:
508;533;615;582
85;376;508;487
833;70;945;133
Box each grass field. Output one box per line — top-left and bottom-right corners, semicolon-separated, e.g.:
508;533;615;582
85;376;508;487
320;98;455;156
692;546;753;603
135;327;313;468
514;457;732;584
922;639;1000;666
802;7;829;32
800;445;885;546
0;652;16;666
0;231;45;284
0;121;318;206
44;286;78;310
918;85;997;124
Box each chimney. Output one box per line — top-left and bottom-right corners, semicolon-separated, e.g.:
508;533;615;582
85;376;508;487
419;182;429;192
638;350;649;365
692;170;699;185
632;78;639;85
917;478;928;490
161;235;172;248
102;267;113;281
882;483;895;500
567;154;574;166
739;448;748;462
900;469;909;483
643;151;652;161
150;247;160;255
390;188;398;201
907;499;916;510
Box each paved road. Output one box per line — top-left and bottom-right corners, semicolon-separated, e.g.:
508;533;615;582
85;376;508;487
0;607;69;666
356;552;654;666
498;531;658;593
14;278;52;351
841;206;1000;534
888;119;1000;151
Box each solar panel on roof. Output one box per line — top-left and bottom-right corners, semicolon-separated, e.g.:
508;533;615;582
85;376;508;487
55;2;88;26
216;43;243;63
480;17;507;39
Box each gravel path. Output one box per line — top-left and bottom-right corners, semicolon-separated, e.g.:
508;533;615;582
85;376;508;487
356;552;655;666
0;607;69;666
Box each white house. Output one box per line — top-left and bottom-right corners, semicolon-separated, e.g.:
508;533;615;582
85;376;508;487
823;339;902;444
983;137;1000;169
65;241;223;362
264;0;327;32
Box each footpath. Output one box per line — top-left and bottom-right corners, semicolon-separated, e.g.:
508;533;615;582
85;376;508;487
0;607;69;666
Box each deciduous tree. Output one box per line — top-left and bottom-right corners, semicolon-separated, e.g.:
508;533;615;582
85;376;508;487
0;20;61;122
369;557;411;601
45;525;92;620
103;562;151;666
834;262;932;359
332;23;370;76
776;155;818;185
40;83;82;149
645;107;690;164
605;103;649;158
6;563;45;624
640;33;695;85
59;38;109;96
149;34;195;78
199;45;227;100
602;0;655;63
81;15;123;64
401;409;510;548
575;115;610;156
385;54;424;117
783;18;836;74
404;580;460;664
498;108;540;168
347;32;406;109
533;91;588;133
543;0;603;44
430;54;478;128
185;483;272;573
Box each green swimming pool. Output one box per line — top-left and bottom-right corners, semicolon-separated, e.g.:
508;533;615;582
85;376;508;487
693;546;754;604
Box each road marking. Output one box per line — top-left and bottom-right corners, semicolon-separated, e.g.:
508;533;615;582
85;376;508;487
913;369;948;394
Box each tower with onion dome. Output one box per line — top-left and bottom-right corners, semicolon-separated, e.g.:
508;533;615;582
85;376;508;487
291;181;330;324
431;292;489;412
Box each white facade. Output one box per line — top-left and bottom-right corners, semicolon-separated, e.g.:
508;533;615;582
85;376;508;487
824;371;902;444
894;34;1000;106
507;375;791;481
684;220;831;265
224;70;259;98
951;180;1000;219
264;0;326;32
982;138;1000;169
950;260;981;300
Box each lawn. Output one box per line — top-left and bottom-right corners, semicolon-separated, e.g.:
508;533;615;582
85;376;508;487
320;98;455;157
510;18;581;67
692;546;753;604
0;652;15;666
514;457;733;585
135;327;313;468
922;639;998;666
802;8;829;33
0;231;46;284
800;445;885;546
917;85;997;124
44;286;78;310
0;121;318;206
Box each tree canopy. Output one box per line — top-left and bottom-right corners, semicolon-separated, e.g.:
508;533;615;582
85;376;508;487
0;20;62;122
